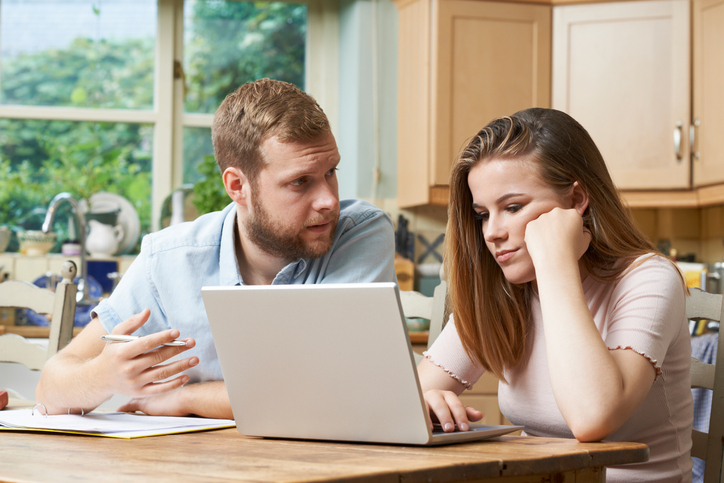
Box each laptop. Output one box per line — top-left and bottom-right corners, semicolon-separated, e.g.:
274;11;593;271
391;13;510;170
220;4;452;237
201;282;522;445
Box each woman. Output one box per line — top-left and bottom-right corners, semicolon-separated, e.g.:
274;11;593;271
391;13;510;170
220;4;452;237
420;108;693;482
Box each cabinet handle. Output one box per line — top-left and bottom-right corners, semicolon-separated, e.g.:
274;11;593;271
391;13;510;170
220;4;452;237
690;118;700;160
673;121;683;162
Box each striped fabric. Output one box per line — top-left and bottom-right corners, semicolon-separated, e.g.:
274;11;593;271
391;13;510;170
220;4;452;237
690;332;719;483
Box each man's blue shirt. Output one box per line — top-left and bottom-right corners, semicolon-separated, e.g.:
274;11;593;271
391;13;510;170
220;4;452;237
93;199;396;382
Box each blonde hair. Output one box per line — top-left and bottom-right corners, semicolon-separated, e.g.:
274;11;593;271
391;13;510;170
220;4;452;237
212;78;330;184
446;108;664;382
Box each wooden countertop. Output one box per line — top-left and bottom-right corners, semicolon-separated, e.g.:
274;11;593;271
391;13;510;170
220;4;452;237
408;330;428;345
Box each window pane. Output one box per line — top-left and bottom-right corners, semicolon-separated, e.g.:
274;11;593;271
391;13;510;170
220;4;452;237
0;0;156;109
0;119;152;253
183;0;307;114
183;127;214;185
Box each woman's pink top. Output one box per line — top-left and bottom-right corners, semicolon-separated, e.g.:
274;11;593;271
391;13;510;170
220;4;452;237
425;255;693;483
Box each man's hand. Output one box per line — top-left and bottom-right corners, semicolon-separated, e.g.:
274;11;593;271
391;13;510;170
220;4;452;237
95;309;199;400
118;387;189;417
119;381;233;419
35;309;199;414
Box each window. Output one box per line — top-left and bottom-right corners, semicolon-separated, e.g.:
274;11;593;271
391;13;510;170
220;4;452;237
0;0;338;253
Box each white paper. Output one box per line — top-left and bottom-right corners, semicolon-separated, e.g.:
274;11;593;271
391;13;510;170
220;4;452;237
0;408;235;438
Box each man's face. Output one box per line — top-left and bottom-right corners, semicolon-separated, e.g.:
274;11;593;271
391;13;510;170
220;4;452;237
244;131;341;261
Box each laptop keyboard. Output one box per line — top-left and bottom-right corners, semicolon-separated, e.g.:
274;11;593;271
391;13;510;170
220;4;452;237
431;423;492;435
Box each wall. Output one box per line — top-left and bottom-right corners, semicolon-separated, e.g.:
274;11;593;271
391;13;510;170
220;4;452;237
336;0;453;286
337;0;398;202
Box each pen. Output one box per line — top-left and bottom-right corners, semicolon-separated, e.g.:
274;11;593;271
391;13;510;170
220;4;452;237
100;334;187;347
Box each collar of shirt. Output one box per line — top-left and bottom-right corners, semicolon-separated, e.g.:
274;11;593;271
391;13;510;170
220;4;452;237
217;206;308;287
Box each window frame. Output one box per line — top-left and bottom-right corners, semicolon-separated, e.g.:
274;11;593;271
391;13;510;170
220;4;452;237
0;0;339;231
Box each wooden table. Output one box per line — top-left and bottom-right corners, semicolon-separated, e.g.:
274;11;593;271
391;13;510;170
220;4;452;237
0;427;647;482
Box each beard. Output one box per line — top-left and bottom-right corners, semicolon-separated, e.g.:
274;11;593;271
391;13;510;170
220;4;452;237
244;197;339;260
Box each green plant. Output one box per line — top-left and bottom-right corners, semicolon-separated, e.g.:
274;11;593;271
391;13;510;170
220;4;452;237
192;155;230;215
0;1;306;251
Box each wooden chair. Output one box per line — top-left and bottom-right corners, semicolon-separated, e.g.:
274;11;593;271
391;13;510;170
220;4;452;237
0;260;77;371
687;288;724;483
399;264;447;363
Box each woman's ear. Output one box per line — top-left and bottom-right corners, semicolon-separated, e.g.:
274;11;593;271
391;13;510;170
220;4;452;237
222;167;250;207
570;181;589;216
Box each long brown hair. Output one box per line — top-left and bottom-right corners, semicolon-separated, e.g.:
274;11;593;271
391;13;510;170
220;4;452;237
446;108;662;382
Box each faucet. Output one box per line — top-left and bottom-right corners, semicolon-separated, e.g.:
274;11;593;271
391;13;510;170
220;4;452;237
42;193;94;306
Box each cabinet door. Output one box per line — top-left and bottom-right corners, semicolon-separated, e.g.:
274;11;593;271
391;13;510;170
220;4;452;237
692;0;724;187
395;0;551;207
552;0;690;190
397;0;434;207
431;0;551;187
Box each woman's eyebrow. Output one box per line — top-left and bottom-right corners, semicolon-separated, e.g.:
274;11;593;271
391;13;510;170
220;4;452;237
472;193;525;210
495;193;524;204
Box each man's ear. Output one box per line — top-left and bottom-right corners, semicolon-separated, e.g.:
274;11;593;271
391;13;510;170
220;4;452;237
222;167;251;207
570;181;589;216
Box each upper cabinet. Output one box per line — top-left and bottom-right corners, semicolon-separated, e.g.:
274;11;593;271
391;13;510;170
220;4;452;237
552;0;691;190
394;0;551;208
395;0;724;208
552;0;724;200
692;0;724;188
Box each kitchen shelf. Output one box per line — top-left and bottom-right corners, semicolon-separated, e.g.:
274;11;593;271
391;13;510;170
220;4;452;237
0;326;83;338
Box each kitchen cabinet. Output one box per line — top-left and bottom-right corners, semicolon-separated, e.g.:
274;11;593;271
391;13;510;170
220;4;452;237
552;0;691;191
394;0;551;208
692;0;724;187
552;0;724;199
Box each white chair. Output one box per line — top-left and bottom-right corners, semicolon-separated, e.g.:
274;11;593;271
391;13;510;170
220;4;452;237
687;287;724;483
0;260;77;372
399;264;447;363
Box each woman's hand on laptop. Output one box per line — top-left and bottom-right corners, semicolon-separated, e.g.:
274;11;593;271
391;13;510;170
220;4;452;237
417;357;483;432
423;389;483;432
97;309;198;399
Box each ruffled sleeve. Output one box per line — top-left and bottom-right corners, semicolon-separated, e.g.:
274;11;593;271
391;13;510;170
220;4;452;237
424;314;486;389
602;255;687;378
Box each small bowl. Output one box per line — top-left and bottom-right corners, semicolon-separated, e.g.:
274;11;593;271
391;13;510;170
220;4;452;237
405;317;431;332
0;226;10;253
17;230;57;256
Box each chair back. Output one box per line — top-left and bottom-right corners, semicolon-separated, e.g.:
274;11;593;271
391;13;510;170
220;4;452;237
399;264;447;363
0;261;77;370
687;288;724;483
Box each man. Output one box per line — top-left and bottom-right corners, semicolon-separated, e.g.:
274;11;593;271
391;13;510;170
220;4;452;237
35;79;396;419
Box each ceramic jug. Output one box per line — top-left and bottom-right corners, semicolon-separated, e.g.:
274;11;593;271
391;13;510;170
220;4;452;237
86;220;124;258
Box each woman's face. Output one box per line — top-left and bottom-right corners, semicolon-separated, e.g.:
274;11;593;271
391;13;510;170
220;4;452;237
468;156;569;285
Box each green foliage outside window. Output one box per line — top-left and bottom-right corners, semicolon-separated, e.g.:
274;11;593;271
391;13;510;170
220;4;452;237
0;1;306;254
192;154;230;215
0;32;156;252
0;120;153;252
1;37;155;109
184;1;306;114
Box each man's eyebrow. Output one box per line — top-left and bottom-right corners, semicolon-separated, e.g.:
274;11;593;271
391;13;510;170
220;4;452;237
283;161;340;180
